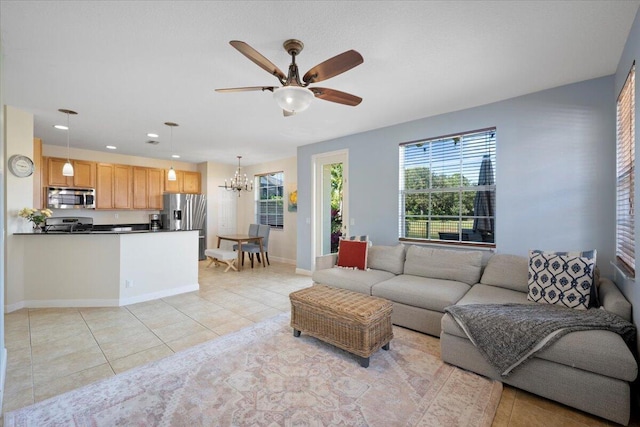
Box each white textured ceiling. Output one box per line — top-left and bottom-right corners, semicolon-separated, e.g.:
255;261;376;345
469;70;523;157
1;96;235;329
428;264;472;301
1;1;638;166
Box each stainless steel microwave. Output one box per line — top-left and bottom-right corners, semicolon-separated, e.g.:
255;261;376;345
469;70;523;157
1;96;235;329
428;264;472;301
47;187;96;209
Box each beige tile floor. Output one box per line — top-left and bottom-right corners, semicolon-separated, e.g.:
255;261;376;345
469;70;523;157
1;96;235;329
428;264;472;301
2;260;636;426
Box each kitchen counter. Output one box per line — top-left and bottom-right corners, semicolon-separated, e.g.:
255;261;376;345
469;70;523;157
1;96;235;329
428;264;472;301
10;230;200;311
14;229;191;235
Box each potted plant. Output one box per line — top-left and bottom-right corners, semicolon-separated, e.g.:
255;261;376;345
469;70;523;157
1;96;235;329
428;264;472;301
18;208;53;232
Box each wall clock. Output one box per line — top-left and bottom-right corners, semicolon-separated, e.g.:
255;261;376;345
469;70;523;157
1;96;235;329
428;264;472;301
8;154;35;178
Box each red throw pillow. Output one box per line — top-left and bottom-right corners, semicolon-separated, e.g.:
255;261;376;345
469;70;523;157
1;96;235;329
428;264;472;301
337;240;368;270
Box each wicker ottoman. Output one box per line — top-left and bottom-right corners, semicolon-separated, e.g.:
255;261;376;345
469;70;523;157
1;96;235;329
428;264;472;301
289;284;393;367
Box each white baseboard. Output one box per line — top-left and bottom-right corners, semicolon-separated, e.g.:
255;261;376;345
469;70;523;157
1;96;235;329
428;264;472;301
5;301;25;313
119;283;200;306
4;284;200;312
295;268;312;276
8;298;121;310
266;256;296;265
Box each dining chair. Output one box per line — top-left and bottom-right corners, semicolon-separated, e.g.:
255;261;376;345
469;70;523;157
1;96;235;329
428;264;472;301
243;224;271;268
234;224;259;265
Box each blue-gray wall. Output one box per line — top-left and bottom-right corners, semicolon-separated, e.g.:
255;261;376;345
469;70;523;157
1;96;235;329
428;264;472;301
614;8;640;335
297;75;615;274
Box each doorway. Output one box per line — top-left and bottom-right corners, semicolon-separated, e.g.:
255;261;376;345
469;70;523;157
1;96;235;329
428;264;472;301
313;150;348;261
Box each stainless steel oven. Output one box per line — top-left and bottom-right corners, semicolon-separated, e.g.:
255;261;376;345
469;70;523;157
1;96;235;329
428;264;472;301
47;187;96;209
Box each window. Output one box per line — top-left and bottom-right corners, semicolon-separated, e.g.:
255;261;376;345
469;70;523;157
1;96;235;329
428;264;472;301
616;63;635;276
399;128;496;245
256;171;284;229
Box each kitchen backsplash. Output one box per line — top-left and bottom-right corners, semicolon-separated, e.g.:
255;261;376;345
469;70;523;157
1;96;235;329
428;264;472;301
50;209;159;225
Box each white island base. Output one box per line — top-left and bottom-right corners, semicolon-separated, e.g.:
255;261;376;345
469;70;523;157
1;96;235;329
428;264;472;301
11;231;199;311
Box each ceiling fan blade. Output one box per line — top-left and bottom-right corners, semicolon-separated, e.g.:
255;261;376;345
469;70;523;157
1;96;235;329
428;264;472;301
310;87;362;106
230;41;286;82
283;110;295;117
303;50;363;84
215;86;277;93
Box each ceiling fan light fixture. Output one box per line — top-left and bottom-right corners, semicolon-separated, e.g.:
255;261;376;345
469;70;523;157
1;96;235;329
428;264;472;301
273;86;314;113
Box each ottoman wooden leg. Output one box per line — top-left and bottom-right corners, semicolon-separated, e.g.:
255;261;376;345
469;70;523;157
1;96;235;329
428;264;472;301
383;342;390;351
293;329;301;337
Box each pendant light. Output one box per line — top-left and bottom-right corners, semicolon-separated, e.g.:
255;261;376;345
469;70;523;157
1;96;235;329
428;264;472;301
165;122;178;181
59;109;77;176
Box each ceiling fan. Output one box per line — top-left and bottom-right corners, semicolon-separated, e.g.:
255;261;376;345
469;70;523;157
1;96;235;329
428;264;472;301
215;39;363;116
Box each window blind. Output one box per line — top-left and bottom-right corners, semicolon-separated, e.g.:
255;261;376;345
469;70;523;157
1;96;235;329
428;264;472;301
399;127;496;244
616;64;635;275
256;172;284;229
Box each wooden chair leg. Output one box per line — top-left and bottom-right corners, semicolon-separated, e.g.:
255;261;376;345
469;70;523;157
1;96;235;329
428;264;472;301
265;252;270;265
241;252;245;266
223;259;237;272
250;253;254;268
256;253;261;264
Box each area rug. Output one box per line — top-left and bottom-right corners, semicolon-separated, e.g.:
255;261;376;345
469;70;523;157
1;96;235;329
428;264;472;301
4;313;502;426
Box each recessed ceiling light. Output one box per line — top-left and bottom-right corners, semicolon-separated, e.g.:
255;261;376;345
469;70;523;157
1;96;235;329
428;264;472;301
54;125;68;130
171;154;181;159
147;133;159;138
106;145;117;150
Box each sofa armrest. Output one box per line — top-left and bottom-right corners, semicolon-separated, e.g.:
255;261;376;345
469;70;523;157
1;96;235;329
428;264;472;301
599;277;632;322
315;254;338;271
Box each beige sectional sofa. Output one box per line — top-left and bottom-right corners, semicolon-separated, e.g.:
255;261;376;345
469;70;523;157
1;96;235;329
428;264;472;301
312;244;637;425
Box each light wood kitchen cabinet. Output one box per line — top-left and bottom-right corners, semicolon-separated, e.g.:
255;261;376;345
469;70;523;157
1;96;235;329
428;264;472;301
164;169;201;194
113;165;132;209
47;157;96;188
132;167;149;209
96;163;114;209
183;171;201;194
96;163;132;209
132;167;164;209
148;168;164;209
164;169;183;193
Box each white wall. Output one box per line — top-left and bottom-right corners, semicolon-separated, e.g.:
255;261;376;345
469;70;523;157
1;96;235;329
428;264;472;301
236;156;298;264
4;106;34;308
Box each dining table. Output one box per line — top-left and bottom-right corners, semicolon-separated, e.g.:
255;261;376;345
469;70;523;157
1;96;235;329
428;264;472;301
216;234;265;271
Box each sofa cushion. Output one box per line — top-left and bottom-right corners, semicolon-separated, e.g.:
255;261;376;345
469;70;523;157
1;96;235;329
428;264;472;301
480;254;529;292
367;244;406;275
312;267;395;295
403;245;483;285
372;274;470;312
527;250;596;310
455;283;531;306
336;240;368;270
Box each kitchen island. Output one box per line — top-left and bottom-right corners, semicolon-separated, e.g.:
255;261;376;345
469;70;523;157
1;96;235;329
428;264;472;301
10;230;199;311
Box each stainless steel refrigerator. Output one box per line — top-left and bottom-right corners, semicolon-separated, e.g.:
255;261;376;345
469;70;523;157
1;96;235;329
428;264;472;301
161;193;207;260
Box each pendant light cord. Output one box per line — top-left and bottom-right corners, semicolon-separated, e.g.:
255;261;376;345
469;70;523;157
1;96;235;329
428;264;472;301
66;112;71;161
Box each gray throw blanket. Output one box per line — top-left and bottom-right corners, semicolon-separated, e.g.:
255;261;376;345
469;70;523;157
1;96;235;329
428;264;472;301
444;303;636;376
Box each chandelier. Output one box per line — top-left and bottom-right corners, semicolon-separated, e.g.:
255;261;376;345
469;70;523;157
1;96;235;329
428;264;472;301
225;156;253;195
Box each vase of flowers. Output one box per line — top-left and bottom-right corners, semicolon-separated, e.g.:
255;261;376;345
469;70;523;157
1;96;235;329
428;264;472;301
19;208;53;232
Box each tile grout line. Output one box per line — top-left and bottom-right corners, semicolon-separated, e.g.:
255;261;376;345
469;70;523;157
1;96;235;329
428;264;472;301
77;308;117;377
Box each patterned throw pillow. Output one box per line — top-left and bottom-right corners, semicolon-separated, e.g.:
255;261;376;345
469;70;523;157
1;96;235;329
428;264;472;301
527;250;596;310
336;240;369;270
